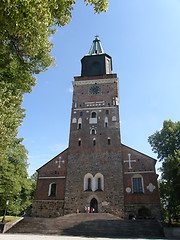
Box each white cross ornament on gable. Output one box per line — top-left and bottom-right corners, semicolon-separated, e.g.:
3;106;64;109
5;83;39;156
55;156;64;169
124;153;136;169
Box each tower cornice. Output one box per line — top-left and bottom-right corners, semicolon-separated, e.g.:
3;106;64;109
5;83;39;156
73;75;118;86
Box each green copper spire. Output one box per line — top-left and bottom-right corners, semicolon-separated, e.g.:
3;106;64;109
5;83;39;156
89;35;104;55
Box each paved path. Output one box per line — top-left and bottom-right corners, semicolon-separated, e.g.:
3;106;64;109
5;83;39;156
0;235;165;240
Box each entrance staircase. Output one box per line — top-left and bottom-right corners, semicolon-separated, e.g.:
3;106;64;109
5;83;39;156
7;213;164;238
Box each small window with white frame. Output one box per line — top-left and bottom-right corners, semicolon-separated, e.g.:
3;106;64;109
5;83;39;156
132;174;144;193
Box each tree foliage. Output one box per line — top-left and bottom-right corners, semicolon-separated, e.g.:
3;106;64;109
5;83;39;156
0;138;32;215
0;0;109;215
148;120;180;223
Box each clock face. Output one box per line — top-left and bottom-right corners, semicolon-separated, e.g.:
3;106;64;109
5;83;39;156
89;85;101;95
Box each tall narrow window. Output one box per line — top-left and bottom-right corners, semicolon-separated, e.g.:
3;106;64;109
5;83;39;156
93;138;96;146
91;112;96;118
133;178;143;193
108;138;111;145
49;183;56;197
95;173;104;191
98;178;101;190
88;178;92;190
142;164;145;170
105;116;108;127
78;118;82;129
78;139;81;146
84;173;93;191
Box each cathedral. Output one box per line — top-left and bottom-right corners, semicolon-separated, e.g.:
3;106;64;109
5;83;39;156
32;36;161;219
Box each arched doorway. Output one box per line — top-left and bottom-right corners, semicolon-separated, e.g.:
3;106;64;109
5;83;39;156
90;198;98;213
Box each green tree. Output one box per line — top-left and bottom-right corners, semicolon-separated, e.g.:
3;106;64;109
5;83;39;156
0;0;109;154
148;120;180;223
0;0;109;214
0;138;32;215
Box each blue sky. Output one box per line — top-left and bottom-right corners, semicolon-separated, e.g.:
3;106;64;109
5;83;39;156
18;0;180;176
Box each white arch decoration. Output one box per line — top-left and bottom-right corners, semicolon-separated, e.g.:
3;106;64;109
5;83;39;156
90;128;96;135
94;173;104;191
84;173;104;192
84;173;93;191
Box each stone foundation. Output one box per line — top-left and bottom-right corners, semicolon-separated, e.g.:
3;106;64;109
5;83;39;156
124;204;161;219
32;200;64;218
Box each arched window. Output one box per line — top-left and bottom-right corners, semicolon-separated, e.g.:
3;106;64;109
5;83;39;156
78;118;82;129
91;112;96;118
92;129;96;135
78;138;81;146
132;174;144;193
98;178;101;190
89;112;97;124
88;178;91;190
108;137;111;145
90;128;96;135
94;173;104;191
104;116;108;127
48;183;56;197
84;173;93;191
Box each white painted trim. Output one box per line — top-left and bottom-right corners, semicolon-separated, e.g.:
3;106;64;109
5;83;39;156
85;101;105;104
73;78;118;86
124;171;154;174
75;106;117;111
39;176;66;179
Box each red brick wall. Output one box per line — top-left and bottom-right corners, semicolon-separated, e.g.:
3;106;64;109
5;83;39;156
122;144;160;205
34;149;68;200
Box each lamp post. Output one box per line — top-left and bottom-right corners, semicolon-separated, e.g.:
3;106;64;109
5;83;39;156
1;200;9;224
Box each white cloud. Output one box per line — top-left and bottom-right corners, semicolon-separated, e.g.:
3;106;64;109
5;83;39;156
68;87;73;93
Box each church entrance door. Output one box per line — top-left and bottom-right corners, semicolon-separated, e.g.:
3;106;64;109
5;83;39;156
90;198;98;213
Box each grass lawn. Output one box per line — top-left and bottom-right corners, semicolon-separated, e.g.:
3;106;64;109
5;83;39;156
0;216;21;225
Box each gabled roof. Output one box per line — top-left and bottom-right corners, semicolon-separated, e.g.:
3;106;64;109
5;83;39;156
121;143;157;162
89;35;104;55
36;148;68;172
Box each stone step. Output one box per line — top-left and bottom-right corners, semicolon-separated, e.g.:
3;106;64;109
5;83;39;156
7;213;164;238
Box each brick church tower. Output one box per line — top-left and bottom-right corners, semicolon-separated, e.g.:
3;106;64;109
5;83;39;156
64;36;124;216
32;36;161;219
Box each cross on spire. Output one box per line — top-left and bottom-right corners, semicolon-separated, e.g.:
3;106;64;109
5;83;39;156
124;153;136;169
56;156;64;169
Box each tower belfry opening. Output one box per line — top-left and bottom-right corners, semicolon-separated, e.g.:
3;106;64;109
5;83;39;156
81;36;112;77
